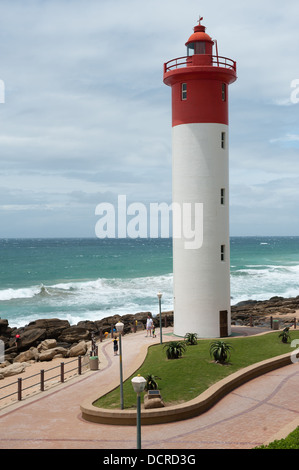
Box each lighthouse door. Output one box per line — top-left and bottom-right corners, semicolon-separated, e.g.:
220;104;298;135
219;310;228;337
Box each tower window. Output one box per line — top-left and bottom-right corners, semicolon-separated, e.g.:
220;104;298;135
181;83;187;100
221;245;225;261
221;132;226;149
222;83;226;101
221;188;225;205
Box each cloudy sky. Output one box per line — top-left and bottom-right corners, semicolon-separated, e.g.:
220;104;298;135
0;0;298;237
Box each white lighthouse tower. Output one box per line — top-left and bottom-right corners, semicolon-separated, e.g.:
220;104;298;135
163;17;237;338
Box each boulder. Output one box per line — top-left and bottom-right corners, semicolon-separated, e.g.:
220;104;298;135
9;327;47;351
0;319;9;334
26;318;70;335
0;362;28;379
76;320;98;332
37;339;57;352
39;347;68;361
0;360;11;368
68;341;87;357
14;347;39;363
58;326;90;343
144;395;165;409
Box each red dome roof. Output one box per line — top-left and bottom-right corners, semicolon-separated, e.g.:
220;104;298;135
185;31;213;45
185;18;214;45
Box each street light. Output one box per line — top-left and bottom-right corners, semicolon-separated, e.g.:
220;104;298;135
157;292;162;344
115;321;124;409
131;374;146;449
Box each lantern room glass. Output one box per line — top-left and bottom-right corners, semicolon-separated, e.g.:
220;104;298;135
187;42;206;56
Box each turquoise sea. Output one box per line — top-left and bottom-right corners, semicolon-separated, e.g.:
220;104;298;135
0;237;299;327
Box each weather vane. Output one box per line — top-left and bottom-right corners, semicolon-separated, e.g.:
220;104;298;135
198;16;203;24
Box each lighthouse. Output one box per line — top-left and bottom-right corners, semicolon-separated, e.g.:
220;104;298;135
163;17;237;338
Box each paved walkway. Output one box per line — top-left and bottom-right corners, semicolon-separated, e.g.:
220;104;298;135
0;326;298;450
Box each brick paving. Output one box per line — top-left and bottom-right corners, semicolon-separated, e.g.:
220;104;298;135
0;326;298;450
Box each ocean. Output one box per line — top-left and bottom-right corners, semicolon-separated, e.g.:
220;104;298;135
0;237;299;328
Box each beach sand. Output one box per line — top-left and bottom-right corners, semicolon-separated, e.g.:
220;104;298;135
0;337;110;409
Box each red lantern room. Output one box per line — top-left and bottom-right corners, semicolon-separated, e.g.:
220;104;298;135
163;17;237;127
185;17;214;57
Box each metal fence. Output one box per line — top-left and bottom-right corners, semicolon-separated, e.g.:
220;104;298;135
0;354;90;405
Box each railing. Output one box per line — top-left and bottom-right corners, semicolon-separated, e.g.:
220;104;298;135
0;355;90;406
164;55;236;73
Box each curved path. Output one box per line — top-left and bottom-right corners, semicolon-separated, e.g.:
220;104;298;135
0;327;298;450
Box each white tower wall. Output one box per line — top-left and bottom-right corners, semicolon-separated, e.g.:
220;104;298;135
172;123;231;338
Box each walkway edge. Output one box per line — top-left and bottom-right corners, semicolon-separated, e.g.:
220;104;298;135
80;351;294;426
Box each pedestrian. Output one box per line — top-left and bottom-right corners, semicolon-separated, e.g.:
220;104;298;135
146;315;153;337
15;334;21;349
113;338;118;356
152;326;156;338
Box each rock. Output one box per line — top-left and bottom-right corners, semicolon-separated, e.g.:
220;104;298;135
0;360;11;368
76;320;98;332
144;394;165;409
39;347;68;361
68;341;87;357
0;362;28;379
9;327;47;351
14;347;39;363
37;339;57;352
58;326;90;343
0;319;9;334
25;319;70;339
39;349;58;362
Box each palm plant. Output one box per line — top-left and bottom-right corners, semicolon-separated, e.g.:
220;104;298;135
164;341;186;359
184;332;198;345
145;374;161;391
279;327;291;344
209;340;233;364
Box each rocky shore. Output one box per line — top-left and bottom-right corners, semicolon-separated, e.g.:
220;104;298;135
231;295;299;327
0;295;298;377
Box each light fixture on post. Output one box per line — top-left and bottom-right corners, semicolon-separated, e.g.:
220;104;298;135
131;374;146;449
157;292;163;344
115;321;124;409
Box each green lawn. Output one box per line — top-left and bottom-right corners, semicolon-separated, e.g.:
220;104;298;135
93;330;299;410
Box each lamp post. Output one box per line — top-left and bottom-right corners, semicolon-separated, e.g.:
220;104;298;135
131;374;146;449
115;321;124;409
157;292;162;344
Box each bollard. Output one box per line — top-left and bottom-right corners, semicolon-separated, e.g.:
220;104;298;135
294;317;297;329
18;377;22;401
250;315;253;327
270;316;273;329
100;328;103;342
40;369;45;391
60;362;64;383
78;356;82;375
164;315;167;328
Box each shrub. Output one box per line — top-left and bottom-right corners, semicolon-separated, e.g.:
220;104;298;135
279;327;291;344
144;374;161;391
209;340;233;364
184;332;198;345
164;341;186;359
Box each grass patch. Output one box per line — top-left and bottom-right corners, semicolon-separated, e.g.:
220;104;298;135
93;330;299;410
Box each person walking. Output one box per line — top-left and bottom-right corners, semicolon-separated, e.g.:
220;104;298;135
113;338;118;356
146;315;153;337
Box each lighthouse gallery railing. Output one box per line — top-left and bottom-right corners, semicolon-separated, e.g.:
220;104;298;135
164;55;236;73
